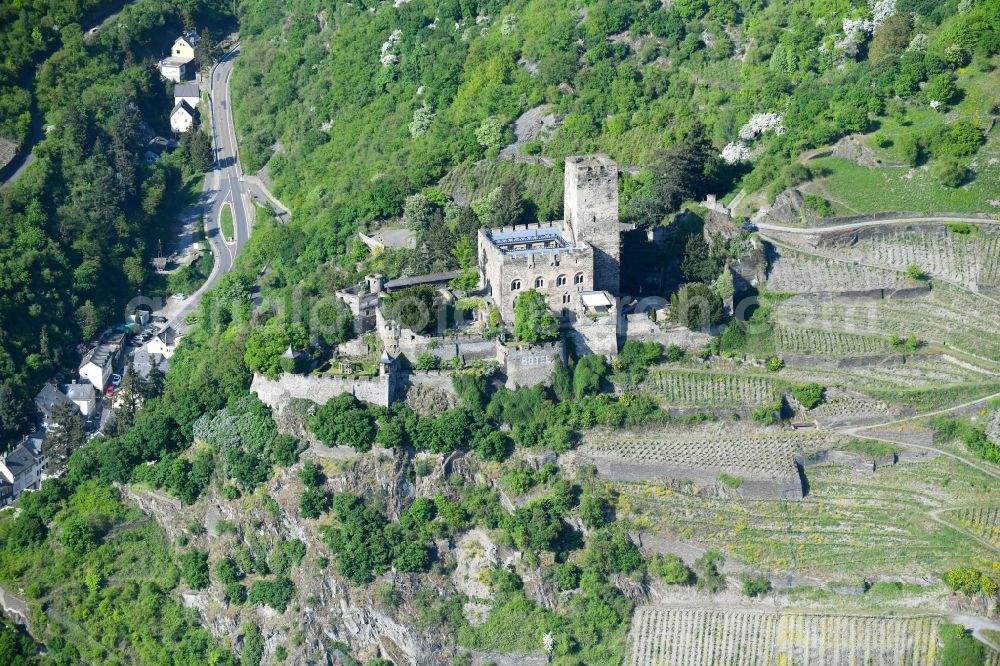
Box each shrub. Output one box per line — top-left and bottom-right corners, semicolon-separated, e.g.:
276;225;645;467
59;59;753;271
574;355;609;399
300;487;331;519
309;394;377;451
247;576;296;611
718;473;743;488
298;460;325;488
905;264;928;280
552;562;583;590
180;550;210;590
741;573;772;597
664;345;685;362
766;357;784;372
613;341;663;385
242;624;265;666
415;353;440;371
579;492;611;529
649;554;693;585
694;549;727;593
513;290;560;343
943;567;998;596
792;384;825;409
932;157;968;188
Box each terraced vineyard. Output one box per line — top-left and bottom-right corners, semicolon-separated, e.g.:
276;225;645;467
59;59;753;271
628;607;943;666
766;248;908;293
773;326;890;356
581;430;834;475
946;507;1000;548
642;369;785;407
771;285;1000;362
766;225;1000;290
613;455;1000;576
808;396;892;426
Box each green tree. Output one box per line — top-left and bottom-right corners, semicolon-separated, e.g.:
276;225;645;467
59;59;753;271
59;517;96;556
513;290;559;343
694;549;727;593
671;283;724;329
925;73;958;105
573;355;609;399
869;14;912;63
45;400;86;468
932;157;967;188
188;129;213;171
681;234;723;283
309;395;376;451
741;573;771;597
300;486;330;519
180;550;210;589
650;554;693;584
792;383;825;409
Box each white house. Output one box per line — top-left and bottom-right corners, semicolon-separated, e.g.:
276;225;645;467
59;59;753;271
158;33;200;83
159;57;190;83
172;32;200;60
64;382;97;418
174;83;201;109
79;334;124;391
0;436;47;507
170;101;196;133
146;327;178;359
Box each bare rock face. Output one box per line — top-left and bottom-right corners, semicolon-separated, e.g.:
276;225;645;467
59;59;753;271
117;450;479;665
404;381;458;416
830;134;881;167
766;188;807;225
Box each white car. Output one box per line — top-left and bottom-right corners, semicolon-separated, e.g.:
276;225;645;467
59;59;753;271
171;293;187;301
110;374;123;386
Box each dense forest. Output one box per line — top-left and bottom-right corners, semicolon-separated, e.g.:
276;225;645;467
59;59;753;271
232;0;999;252
0;0;231;449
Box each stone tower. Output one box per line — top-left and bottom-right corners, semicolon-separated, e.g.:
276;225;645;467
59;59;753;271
564;155;620;294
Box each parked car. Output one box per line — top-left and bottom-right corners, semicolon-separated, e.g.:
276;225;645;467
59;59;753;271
171;293;187;301
105;385;115;398
153;316;168;323
110;374;122;386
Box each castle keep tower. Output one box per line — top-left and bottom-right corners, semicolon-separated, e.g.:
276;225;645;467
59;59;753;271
564;155;620;294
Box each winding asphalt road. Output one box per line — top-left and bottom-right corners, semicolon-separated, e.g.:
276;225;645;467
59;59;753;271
161;46;253;331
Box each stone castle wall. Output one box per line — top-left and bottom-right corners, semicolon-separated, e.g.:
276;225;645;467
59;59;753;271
623;313;714;349
568;312;619;357
251;371;396;409
498;339;566;388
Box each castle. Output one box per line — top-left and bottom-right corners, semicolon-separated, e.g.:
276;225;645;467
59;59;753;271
477;154;624;322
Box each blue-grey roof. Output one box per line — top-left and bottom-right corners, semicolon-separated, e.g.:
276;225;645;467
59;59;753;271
486;225;575;256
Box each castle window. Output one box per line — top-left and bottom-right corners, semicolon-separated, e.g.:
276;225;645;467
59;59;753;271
562;293;571;304
574;272;584;285
534;276;544;288
510;279;521;291
556;274;567;287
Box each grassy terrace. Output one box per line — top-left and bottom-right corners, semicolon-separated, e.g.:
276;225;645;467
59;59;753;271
798;65;1000;215
613;455;1000;578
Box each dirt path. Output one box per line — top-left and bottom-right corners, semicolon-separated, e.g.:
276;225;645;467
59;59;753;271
838;391;1000;482
928;508;1000;557
757;214;1000;234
